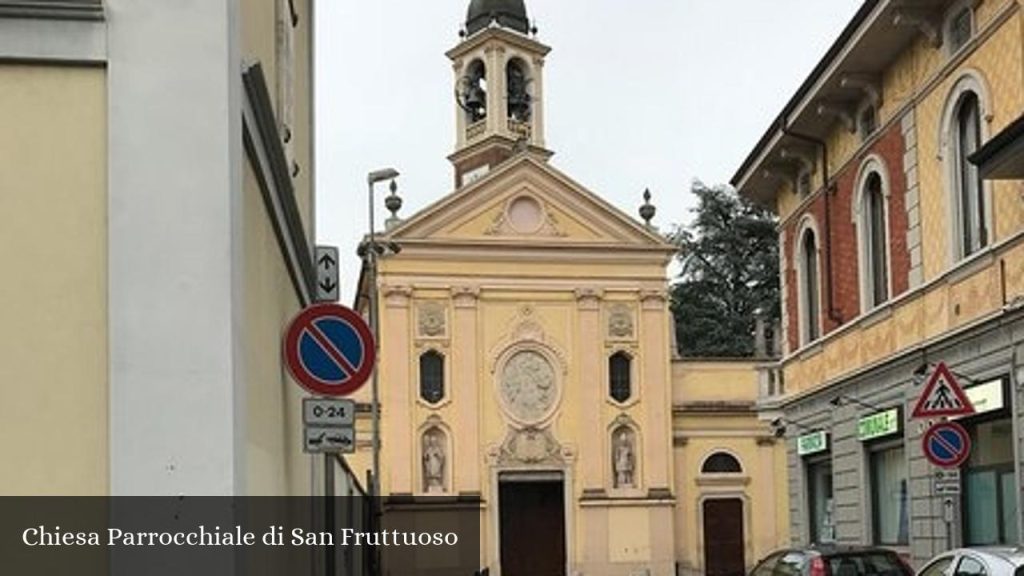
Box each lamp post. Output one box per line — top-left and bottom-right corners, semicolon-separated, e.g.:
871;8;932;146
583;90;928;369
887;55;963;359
367;168;399;501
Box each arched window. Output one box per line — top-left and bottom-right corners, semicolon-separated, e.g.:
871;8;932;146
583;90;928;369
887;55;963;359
954;91;987;257
798;226;821;344
608;352;632;403
419;351;445;404
858;170;889;310
459;59;487;123
702;452;742;474
505;58;531;123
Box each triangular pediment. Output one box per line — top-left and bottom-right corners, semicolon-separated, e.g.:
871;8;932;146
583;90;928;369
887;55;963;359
388;156;670;249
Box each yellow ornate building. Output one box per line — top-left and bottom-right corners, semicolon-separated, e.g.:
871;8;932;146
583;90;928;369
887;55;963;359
348;2;789;575
732;0;1024;566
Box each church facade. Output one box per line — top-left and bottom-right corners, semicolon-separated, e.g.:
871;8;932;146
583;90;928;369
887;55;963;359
348;2;789;575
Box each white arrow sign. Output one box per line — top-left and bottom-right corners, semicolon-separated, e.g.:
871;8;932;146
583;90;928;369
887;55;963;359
315;246;339;302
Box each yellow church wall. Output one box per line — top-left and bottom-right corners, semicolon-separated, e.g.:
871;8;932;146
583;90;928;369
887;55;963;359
671;360;789;576
671;360;759;404
0;65;108;495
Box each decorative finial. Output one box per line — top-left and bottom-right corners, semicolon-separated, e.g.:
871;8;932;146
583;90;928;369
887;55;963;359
385;179;403;231
639;188;656;228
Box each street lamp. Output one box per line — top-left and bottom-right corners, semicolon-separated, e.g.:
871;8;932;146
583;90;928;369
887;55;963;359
367;168;399;501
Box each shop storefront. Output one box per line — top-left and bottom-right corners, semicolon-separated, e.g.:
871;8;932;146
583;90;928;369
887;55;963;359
858;407;908;546
957;377;1017;545
799;431;834;543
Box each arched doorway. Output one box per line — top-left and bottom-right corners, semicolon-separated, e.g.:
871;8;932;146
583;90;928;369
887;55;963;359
702;498;745;576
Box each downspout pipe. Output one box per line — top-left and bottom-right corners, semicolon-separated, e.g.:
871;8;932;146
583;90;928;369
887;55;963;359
778;116;843;327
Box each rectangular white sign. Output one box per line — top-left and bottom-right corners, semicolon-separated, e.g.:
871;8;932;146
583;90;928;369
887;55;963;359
302;398;355;427
315;246;339;302
303;426;354;454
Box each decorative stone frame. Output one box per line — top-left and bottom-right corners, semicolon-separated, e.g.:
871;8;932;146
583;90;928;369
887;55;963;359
415;345;452;409
606;414;643;497
604;344;640;408
851;154;894;314
485;191;565;237
604;302;637;342
417;416;453;496
491;341;566;429
794;214;824;347
937;70;994;266
695;493;753;576
415;300;449;340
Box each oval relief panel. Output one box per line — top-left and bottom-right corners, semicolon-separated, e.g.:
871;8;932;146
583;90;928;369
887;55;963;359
499;349;558;425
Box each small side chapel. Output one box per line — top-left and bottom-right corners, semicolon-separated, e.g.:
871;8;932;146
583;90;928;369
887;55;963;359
349;2;789;575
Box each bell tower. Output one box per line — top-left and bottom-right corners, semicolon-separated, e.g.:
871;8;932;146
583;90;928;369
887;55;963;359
447;0;552;188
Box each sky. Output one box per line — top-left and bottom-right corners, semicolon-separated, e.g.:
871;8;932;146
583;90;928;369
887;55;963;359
314;0;863;303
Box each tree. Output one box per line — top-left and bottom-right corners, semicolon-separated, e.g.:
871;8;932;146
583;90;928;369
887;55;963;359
669;181;779;357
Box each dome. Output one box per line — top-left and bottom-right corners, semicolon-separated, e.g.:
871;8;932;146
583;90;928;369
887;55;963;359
465;0;529;36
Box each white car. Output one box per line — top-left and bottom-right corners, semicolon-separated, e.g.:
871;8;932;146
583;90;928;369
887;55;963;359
917;548;1024;576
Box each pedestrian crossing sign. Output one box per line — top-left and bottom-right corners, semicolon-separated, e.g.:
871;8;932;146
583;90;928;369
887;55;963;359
911;361;975;419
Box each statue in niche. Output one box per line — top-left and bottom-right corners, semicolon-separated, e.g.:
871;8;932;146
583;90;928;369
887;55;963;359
422;429;446;493
613;427;636;489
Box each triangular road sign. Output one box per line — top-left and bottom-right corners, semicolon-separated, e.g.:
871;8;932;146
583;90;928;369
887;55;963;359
911;361;975;419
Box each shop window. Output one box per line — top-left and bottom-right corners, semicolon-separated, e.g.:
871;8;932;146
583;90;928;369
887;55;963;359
608;352;632;403
869;445;908;545
964;417;1018;544
419;351;445;404
702;452;742;473
806;458;834;543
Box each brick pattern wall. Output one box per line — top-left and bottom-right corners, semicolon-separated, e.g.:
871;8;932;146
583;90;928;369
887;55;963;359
782;119;912;352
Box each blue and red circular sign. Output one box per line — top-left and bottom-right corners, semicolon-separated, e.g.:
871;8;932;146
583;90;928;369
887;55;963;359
283;303;376;397
922;421;972;468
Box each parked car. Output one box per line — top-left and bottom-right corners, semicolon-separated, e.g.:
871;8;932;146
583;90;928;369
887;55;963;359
917;548;1024;576
749;545;914;576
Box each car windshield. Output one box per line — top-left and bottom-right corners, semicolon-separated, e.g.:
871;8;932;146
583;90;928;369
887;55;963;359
827;552;905;576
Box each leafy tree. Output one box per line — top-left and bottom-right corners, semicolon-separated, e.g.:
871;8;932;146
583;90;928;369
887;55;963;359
669;181;779;357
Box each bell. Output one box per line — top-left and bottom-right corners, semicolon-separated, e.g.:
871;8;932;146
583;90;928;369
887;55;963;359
465;86;485;111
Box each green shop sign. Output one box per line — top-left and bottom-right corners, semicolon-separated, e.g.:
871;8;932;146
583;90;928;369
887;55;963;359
857;408;901;442
797;431;828;456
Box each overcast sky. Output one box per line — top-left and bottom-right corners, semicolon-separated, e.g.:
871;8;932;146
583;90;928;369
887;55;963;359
314;0;863;302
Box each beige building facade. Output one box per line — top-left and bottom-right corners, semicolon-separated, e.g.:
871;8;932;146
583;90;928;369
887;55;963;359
347;2;790;574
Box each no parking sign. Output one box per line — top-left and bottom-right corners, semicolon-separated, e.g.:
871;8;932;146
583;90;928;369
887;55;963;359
283;303;375;397
922;421;972;469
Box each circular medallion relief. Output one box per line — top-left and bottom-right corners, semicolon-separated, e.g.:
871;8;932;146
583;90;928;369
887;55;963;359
499;349;558;425
506;196;543;234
